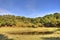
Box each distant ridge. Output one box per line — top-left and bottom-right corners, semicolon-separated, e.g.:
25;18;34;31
0;13;60;28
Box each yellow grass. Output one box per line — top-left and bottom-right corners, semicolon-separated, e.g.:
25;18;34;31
0;27;58;33
0;27;60;40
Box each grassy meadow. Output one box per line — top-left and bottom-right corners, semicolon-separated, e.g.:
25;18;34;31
0;1;60;40
0;13;60;40
0;27;60;40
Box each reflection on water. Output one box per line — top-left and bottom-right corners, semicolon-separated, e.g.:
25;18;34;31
42;37;60;40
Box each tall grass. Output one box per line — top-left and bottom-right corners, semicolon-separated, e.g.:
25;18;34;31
0;27;60;40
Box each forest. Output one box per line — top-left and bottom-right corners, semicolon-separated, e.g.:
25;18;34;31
0;13;60;28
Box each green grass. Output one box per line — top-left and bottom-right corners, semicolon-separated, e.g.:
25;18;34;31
0;27;60;40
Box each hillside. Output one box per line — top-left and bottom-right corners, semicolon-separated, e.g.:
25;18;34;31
0;13;60;27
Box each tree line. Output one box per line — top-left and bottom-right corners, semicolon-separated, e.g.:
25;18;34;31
0;13;60;28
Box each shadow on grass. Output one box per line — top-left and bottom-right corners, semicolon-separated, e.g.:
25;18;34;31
42;37;60;40
0;34;13;40
56;29;60;31
8;31;54;35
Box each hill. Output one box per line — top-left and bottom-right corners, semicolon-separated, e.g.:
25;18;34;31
0;13;60;27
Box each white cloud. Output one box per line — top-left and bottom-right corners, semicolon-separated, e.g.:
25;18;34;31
0;8;14;15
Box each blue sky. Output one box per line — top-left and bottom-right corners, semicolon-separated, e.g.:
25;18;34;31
0;0;60;18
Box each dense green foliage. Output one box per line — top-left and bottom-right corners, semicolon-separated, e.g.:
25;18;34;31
0;13;60;27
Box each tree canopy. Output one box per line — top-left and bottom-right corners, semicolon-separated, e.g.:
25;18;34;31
0;13;60;28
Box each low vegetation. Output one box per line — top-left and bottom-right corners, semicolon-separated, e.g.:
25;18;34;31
0;13;60;40
0;13;60;28
0;27;60;40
